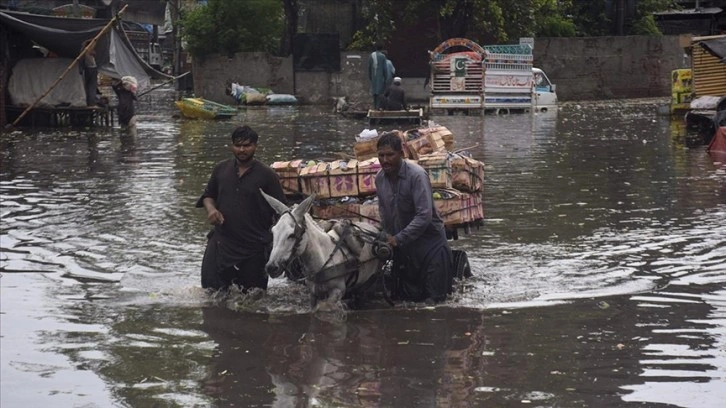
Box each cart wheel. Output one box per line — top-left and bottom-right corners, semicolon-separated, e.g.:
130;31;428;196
452;250;472;279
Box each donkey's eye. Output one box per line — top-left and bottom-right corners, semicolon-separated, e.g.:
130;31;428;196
287;235;297;240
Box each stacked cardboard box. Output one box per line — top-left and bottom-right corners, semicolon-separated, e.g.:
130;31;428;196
357;158;381;196
417;152;452;189
415;126;454;152
403;129;447;159
329;159;359;197
353;130;409;161
450;153;484;193
271;159;304;194
300;162;331;198
433;189;484;226
272;125;485;228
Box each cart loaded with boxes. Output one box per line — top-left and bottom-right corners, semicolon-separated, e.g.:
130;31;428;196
271;124;484;239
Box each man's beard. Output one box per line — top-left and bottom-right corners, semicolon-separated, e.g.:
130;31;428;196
235;152;254;165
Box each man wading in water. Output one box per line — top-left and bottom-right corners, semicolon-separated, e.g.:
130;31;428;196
375;132;453;304
196;125;287;293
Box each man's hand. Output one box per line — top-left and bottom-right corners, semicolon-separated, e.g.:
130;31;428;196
207;208;224;225
387;234;397;247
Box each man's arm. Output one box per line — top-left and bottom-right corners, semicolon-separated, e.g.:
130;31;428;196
393;171;432;246
196;164;223;225
203;197;224;225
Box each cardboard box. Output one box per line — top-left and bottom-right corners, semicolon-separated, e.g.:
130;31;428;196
468;193;484;221
354;130;410;161
358;202;381;226
418;153;452;189
434;189;484;226
312;202;360;221
300;162;331;199
434;189;466;225
451;154;484;192
357;158;381;196
419;126;454;151
404;130;447;159
354;137;379;161
271;159;304;194
328;159;359;197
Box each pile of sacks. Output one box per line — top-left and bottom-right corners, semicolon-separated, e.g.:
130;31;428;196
227;82;297;105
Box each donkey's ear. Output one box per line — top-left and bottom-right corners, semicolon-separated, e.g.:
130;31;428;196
293;193;316;219
259;189;289;215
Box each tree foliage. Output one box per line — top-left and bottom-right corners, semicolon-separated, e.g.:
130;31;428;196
180;0;678;58
631;0;676;35
180;0;283;59
346;0;676;50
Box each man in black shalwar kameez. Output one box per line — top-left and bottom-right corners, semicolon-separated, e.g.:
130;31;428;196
196;125;287;291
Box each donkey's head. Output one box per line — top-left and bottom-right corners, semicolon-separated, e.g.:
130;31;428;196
260;190;315;278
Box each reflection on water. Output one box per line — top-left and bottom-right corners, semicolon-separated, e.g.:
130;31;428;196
1;93;725;407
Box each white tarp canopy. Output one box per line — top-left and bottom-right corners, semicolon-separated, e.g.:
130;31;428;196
8;58;87;107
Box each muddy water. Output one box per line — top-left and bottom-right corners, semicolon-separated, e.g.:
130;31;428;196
1;91;725;407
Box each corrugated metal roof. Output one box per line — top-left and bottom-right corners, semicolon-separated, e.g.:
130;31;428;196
692;42;726;97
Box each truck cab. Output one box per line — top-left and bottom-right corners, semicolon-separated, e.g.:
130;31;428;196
533;67;557;112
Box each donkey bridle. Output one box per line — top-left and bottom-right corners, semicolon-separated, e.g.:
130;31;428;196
279;212;360;283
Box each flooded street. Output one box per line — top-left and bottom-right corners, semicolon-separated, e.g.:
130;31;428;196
1;90;725;407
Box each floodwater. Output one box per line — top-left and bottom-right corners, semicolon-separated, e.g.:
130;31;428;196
1;89;725;408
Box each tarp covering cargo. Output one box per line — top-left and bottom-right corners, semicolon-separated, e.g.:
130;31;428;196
0;10;170;97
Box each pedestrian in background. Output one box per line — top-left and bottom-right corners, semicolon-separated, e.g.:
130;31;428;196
112;76;137;136
80;39;98;106
368;42;389;110
383;76;406;110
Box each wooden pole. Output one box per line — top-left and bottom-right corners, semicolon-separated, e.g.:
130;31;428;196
136;71;190;98
7;4;128;128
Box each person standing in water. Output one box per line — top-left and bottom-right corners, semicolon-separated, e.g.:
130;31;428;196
368;42;389;110
80;39;98;106
196;125;287;292
112;76;137;136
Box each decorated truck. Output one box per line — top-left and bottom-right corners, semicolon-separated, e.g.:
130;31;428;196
429;38;558;114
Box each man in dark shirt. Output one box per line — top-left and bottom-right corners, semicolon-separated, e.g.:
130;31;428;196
196;125;287;291
382;76;407;111
375;132;453;303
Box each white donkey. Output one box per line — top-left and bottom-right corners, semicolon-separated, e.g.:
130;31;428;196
260;190;385;310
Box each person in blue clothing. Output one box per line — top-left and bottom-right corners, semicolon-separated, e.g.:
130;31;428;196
368;42;389;110
375;132;453;304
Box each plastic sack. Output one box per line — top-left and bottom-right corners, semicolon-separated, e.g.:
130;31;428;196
122;76;138;94
356;128;378;141
246;93;267;105
266;94;298;105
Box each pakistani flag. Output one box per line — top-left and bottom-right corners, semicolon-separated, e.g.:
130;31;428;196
452;57;468;77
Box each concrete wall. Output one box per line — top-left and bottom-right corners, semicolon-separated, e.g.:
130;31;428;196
193;35;690;105
533;36;688;101
192;53;295;103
